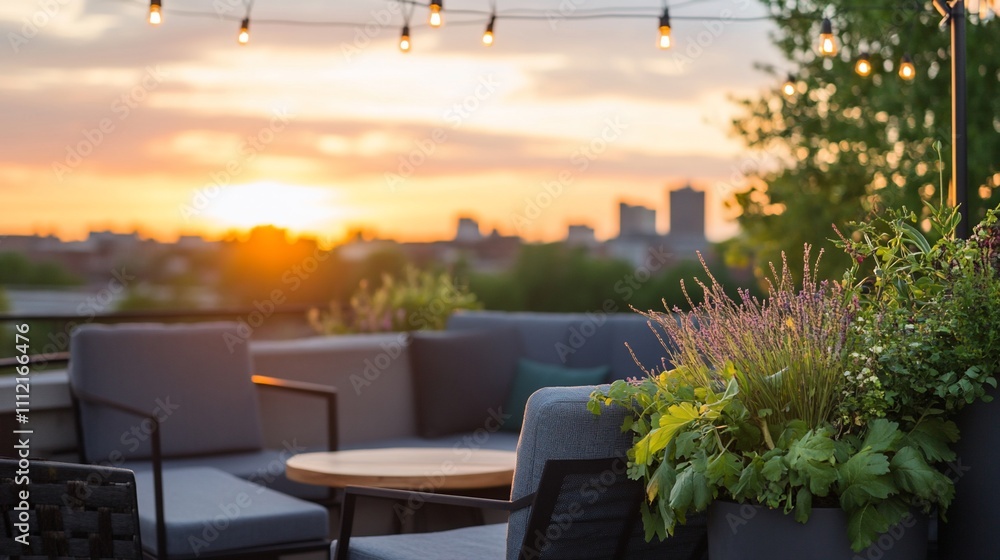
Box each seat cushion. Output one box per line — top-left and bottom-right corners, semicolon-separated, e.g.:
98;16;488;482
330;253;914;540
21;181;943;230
409;329;522;438
447;311;574;363
125;448;328;501
133;467;328;557
333;522;506;560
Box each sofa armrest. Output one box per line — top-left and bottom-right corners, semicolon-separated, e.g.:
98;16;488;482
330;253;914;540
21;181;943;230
252;374;339;451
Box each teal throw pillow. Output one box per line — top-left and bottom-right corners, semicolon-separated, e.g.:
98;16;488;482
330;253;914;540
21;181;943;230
501;359;610;432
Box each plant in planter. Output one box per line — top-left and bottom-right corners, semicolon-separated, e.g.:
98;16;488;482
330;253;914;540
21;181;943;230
835;198;1000;558
589;247;969;556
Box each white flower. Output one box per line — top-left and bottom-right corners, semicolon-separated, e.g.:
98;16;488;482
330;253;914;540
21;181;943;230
909;342;920;348
872;345;884;354
904;324;914;330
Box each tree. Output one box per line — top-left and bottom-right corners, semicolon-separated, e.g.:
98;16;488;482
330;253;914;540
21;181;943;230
730;1;1000;279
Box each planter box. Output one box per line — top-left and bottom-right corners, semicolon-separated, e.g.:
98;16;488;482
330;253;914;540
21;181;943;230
707;501;927;560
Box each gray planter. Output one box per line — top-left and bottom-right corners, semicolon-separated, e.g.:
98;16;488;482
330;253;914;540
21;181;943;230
938;390;999;558
707;501;927;560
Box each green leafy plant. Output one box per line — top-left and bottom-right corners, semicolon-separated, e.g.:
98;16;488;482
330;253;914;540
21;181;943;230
309;266;481;334
589;249;960;552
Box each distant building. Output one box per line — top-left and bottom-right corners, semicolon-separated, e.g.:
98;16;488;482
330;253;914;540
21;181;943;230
618;203;657;237
566;224;597;247
455;217;483;243
666;185;709;257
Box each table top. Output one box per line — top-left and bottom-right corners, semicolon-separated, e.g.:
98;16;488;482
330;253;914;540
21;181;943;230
285;447;517;490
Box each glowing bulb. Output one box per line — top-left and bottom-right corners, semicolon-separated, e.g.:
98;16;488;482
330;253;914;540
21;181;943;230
482;16;495;46
238;18;249;45
429;0;443;27
782;75;796;98
148;0;162;25
855;52;872;77
658;9;672;50
399;25;411;52
899;55;915;80
819;18;837;56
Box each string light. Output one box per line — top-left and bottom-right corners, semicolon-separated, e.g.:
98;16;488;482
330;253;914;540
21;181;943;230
819;17;837;56
399;24;411;52
855;52;872;76
782;74;796;97
238;17;250;44
482;15;495;46
429;0;443;28
148;0;162;25
899;54;916;80
658;8;672;50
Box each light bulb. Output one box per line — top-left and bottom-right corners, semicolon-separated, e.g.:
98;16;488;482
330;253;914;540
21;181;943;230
149;0;162;25
482;16;495;46
238;18;249;45
819;18;837;56
429;0;442;27
855;52;872;77
782;75;796;98
658;9;672;50
899;55;915;80
399;25;411;52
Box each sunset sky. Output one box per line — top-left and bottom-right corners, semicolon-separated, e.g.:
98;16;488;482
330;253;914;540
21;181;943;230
1;0;783;244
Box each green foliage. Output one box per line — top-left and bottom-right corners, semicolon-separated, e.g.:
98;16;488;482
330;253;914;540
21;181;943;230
729;0;1000;282
469;243;758;313
0;252;81;286
588;236;990;552
309;265;481;334
836;199;1000;420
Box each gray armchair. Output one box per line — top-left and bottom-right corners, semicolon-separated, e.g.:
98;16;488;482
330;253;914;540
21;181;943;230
68;322;333;559
332;385;707;560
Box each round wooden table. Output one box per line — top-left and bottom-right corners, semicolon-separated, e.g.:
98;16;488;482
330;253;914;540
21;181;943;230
285;447;517;490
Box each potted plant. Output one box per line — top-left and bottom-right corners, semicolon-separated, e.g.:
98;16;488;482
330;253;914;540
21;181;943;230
834;199;1000;558
589;235;992;558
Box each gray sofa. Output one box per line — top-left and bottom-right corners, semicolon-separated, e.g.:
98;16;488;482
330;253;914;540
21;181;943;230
252;310;673;454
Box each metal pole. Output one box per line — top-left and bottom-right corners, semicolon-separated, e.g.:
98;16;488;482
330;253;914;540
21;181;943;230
952;0;970;238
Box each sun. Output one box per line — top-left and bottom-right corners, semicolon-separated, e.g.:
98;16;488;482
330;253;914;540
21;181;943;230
201;182;342;236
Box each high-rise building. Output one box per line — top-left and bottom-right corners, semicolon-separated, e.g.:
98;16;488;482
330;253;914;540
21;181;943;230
666;185;708;256
455;217;483;243
668;185;705;237
618;202;657;237
566;224;597;246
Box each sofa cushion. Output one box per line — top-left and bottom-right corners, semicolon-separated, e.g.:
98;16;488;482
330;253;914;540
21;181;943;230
447;311;572;364
70;322;264;462
409;329;521;438
333;522;506;560
501;359;610;432
125;448;328;501
133;467;328;557
607;314;672;381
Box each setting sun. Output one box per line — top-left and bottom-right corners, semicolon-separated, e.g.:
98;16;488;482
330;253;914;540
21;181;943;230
201;182;343;236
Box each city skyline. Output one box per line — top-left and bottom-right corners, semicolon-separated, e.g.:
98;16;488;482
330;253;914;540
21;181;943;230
1;0;783;244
